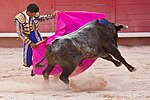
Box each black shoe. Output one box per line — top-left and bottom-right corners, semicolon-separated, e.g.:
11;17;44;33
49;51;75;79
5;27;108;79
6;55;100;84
23;64;30;67
31;70;35;76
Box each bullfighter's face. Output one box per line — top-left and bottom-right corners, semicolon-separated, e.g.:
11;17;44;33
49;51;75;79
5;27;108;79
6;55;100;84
26;11;36;18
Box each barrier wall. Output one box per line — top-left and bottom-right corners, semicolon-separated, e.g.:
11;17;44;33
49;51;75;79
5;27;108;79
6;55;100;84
0;0;150;32
0;0;149;47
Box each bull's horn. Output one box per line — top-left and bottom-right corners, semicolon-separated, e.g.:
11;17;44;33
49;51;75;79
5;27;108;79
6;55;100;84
123;25;129;30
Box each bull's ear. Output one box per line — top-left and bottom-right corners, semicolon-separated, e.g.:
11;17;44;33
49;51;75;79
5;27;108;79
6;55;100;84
115;24;123;31
118;25;123;28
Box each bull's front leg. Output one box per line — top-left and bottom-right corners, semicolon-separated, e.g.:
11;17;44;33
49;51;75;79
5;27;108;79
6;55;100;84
101;54;122;67
107;45;136;72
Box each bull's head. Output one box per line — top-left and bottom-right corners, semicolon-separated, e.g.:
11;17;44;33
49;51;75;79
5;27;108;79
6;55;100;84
108;22;129;47
114;24;128;47
114;23;128;31
99;19;128;47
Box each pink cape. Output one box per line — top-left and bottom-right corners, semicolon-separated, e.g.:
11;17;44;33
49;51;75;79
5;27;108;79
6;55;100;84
32;11;106;77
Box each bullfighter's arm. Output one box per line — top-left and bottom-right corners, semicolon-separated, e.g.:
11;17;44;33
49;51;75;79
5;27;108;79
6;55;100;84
35;12;56;22
15;20;32;45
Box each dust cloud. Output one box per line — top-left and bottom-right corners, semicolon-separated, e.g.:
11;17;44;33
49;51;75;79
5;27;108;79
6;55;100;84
0;73;132;93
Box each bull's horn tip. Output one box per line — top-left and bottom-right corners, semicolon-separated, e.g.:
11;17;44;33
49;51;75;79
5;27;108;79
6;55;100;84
124;25;129;29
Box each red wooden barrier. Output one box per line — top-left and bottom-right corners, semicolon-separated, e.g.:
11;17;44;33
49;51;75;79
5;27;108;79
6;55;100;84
0;0;150;32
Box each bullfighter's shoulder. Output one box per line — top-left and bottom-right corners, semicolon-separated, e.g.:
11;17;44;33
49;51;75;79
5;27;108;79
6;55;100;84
14;13;26;24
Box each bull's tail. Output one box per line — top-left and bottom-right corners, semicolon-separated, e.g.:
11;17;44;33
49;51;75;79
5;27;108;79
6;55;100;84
35;56;47;68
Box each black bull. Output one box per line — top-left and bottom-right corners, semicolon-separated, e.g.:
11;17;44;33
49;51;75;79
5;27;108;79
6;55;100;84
36;19;136;84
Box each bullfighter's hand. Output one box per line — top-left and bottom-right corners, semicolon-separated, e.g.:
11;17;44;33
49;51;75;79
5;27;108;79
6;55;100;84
52;10;58;18
40;17;45;21
30;42;37;48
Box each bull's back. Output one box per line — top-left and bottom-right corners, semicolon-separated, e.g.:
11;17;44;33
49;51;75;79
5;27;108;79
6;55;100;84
61;20;101;47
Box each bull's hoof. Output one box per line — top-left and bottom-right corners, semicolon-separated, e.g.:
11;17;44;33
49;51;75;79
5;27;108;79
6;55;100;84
59;76;69;85
129;67;137;72
31;70;35;76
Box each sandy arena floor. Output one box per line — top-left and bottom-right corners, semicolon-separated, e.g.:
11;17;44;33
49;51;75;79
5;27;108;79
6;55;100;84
0;46;150;100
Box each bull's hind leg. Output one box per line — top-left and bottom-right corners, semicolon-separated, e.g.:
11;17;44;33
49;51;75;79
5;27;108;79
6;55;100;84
102;54;122;67
107;45;136;72
42;64;55;82
59;65;76;85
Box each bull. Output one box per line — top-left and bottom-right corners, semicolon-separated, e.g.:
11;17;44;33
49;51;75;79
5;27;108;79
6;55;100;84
36;19;136;85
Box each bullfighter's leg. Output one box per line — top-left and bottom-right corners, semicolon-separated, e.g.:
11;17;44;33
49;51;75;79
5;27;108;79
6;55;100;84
59;65;76;85
42;64;55;82
107;45;136;72
102;54;122;67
